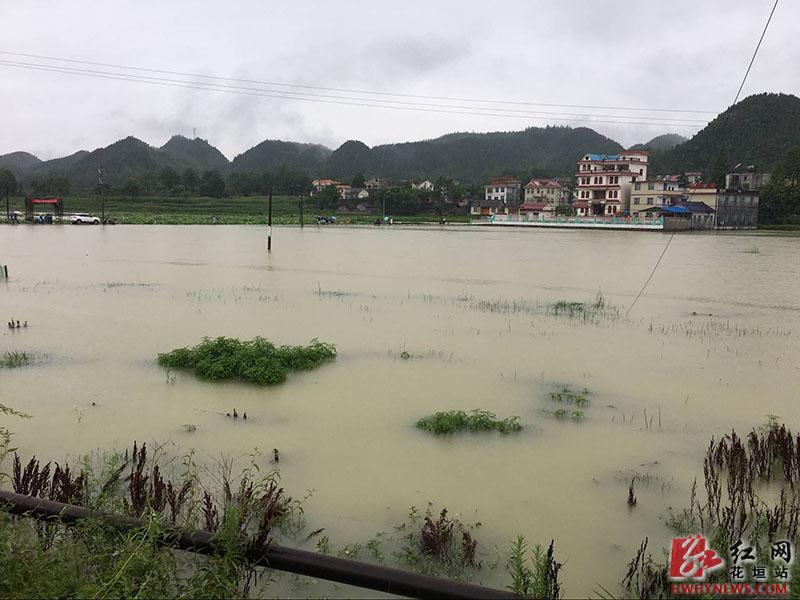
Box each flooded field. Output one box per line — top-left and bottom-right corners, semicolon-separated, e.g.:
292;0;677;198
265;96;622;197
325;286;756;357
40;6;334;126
1;224;799;596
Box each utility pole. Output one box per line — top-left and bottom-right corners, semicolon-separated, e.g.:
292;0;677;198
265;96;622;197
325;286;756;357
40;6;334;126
267;187;273;251
299;195;304;228
98;167;105;224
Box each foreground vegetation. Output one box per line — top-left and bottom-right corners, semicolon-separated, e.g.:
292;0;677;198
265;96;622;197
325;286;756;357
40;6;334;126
157;337;336;386
0;433;565;599
415;410;522;435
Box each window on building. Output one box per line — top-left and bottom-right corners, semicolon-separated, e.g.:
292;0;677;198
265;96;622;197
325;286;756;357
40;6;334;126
634;182;641;190
646;198;653;205
634;197;640;205
647;183;654;190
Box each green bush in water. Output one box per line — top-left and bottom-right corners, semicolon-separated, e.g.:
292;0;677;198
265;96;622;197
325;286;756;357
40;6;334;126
157;337;336;385
415;410;522;435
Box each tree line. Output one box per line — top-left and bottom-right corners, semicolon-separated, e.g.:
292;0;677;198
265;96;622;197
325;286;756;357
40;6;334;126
759;148;800;226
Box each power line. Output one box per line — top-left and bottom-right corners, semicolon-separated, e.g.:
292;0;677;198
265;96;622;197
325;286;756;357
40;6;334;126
0;58;708;125
733;0;780;105
0;49;720;116
628;0;780;316
626;232;675;316
0;59;707;129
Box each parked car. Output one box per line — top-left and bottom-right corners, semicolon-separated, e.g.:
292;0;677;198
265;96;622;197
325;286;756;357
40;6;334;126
71;213;101;225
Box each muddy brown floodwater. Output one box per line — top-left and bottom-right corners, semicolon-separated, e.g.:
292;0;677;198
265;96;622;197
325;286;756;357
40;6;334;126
1;224;799;596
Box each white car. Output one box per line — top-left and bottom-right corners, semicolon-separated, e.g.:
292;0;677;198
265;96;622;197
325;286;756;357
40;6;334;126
71;213;101;225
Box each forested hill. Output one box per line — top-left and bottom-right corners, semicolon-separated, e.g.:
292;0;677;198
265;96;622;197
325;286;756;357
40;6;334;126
650;93;800;175
323;126;623;182
629;134;687;152
2;93;799;188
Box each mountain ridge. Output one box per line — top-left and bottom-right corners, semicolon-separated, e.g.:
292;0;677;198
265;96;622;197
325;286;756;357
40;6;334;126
3;93;799;186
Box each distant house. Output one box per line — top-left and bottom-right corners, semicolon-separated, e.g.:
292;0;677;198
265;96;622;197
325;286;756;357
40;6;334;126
471;197;508;217
685;183;718;208
630;179;688;214
715;191;759;229
412;180;435;191
572;200;591;217
523;179;563;207
365;178;390;190
518;201;552;219
673;201;716;229
311;179;341;195
685;172;703;184
484;176;522;211
726;170;770;192
335;184;352;200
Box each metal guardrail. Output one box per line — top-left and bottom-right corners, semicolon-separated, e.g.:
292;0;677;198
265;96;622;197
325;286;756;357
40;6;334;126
0;490;519;600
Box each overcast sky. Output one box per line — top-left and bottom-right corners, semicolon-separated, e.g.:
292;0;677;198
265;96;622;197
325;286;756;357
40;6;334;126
1;0;796;160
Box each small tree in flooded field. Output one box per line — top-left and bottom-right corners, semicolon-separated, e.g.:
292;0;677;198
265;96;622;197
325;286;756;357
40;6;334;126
316;185;339;211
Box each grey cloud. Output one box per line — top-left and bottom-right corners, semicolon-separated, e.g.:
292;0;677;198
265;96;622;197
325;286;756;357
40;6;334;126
0;0;796;156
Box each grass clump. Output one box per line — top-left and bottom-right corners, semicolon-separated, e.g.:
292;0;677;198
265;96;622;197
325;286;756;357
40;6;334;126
157;336;336;386
415;410;522;435
0;351;33;368
552;409;584;421
548;385;590;406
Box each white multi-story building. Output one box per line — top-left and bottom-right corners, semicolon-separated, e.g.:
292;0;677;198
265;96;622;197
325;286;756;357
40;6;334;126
575;151;649;215
484;176;522;209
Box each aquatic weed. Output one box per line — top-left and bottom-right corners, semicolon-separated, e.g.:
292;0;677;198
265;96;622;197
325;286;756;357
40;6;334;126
0;351;34;368
415;410;522;435
157;337;336;386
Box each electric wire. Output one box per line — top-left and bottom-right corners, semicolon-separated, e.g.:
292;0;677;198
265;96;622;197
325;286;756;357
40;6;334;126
0;49;719;115
0;59;707;129
733;0;780;105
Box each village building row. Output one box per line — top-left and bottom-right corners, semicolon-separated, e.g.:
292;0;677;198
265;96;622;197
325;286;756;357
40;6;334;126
472;150;767;229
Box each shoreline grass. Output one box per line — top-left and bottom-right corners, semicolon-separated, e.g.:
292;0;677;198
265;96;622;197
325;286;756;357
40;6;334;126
1;194;470;225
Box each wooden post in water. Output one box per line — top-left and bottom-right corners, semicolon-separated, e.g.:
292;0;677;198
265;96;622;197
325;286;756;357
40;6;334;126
98;167;105;224
267;187;273;251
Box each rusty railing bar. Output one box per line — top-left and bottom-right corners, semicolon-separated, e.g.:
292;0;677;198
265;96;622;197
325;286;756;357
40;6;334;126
0;490;518;600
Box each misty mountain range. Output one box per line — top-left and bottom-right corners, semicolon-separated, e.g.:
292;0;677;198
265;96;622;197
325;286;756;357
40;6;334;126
1;93;798;187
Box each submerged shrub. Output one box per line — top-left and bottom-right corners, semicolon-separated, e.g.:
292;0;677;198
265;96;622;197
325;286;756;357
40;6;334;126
0;351;34;368
415;410;522;435
548;385;590;407
157;337;336;386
